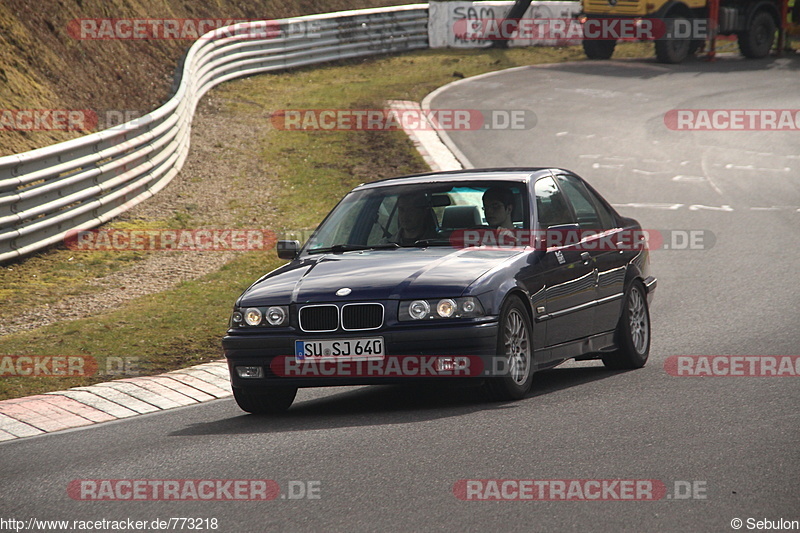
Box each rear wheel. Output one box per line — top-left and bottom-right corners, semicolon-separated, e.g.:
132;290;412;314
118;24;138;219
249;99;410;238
602;281;650;370
583;39;616;60
738;11;776;58
233;386;297;414
486;296;534;401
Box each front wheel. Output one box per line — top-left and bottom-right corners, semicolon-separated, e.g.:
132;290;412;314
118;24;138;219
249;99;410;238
485;296;534;401
233;386;297;414
602;281;651;370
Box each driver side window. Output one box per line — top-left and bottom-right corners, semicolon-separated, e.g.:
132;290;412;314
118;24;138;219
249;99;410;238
366;195;399;244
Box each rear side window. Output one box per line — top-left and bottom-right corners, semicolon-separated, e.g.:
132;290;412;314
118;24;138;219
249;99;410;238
555;174;616;230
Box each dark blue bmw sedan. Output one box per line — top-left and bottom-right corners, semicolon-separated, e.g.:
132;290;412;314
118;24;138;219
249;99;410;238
223;168;656;413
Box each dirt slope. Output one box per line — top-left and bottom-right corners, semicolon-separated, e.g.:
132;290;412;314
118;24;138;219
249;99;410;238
0;0;401;156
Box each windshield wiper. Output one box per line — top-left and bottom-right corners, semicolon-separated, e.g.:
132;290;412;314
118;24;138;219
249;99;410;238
310;243;400;254
409;239;452;247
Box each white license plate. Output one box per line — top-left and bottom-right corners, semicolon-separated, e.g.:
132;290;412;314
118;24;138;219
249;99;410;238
295;337;385;361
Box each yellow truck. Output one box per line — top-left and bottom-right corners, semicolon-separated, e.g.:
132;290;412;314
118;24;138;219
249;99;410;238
579;0;794;61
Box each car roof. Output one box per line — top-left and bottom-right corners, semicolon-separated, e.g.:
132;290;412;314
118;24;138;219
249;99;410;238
354;167;562;190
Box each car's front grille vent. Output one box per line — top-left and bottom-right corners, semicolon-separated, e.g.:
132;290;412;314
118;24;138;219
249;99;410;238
299;305;339;332
342;303;384;331
298;303;384;332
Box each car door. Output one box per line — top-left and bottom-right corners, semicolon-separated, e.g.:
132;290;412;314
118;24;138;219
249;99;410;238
533;176;596;348
554;173;629;334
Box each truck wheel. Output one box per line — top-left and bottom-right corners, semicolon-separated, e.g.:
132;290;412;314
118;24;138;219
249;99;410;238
655;16;692;63
738;11;776;58
583;39;616;60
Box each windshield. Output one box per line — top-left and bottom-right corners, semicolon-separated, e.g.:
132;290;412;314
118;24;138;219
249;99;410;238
304;181;529;254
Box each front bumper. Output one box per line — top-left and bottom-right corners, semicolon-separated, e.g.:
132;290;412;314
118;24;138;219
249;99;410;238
223;320;499;389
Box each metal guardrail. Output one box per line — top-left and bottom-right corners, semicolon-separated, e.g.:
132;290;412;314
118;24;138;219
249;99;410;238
0;5;429;263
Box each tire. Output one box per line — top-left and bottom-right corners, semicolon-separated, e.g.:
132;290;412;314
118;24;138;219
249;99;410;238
602;281;651;370
233;386;297;414
738;11;776;58
655;16;692;63
485;296;534;401
583;39;616;60
688;38;704;55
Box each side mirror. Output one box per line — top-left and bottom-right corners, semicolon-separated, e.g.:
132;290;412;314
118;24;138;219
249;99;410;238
277;240;300;260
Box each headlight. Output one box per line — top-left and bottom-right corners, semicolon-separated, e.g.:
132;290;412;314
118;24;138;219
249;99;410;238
244;308;262;326
399;297;484;321
265;306;287;326
233;306;289;327
436;299;456;318
461;299;476;313
408;300;430;320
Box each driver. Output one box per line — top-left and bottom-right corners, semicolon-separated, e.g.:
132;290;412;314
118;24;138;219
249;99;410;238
393;192;438;245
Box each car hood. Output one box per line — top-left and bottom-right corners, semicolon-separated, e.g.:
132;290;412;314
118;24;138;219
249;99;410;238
240;247;522;305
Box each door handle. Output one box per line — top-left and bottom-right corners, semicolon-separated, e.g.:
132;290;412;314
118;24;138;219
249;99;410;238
581;252;592;265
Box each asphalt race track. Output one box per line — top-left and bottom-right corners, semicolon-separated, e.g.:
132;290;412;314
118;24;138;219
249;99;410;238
2;56;799;532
